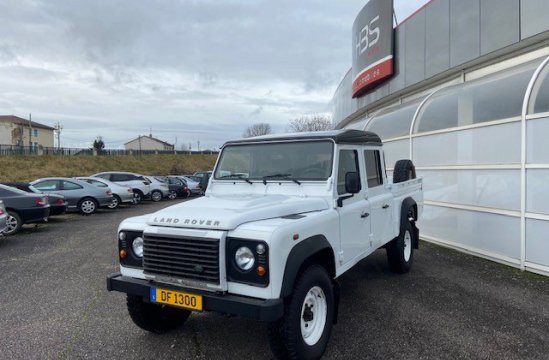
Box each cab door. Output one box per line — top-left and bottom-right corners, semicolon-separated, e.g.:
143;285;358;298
336;148;372;265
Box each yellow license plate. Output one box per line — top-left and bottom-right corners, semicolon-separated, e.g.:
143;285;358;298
150;287;203;311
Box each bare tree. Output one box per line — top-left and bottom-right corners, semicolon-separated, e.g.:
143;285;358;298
242;123;272;138
287;114;333;132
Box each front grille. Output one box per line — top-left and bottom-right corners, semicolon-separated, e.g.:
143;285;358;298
143;235;220;284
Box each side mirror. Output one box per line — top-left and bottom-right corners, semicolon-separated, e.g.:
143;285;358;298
345;172;360;194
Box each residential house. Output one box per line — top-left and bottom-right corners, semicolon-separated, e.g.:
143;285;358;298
124;135;174;151
0;115;55;147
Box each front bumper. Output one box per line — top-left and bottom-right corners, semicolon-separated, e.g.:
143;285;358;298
106;272;283;322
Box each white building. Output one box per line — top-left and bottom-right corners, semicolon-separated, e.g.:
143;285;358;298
124;135;174;152
332;0;549;276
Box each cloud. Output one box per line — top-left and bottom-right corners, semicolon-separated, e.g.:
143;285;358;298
0;0;428;149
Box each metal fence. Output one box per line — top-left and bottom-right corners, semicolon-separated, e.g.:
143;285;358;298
0;145;219;156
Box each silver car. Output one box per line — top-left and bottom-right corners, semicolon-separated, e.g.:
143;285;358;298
143;176;170;202
180;176;201;195
31;177;113;214
76;177;135;209
0;200;7;234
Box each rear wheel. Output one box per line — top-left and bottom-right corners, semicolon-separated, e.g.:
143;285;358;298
126;295;191;333
133;190;143;205
108;195;121;209
268;265;334;360
78;198;97;215
386;221;415;274
151;190;162;202
4;211;22;235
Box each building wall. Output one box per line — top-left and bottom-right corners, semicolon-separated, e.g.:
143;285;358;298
125;137;173;151
334;0;549;127
0;123;54;147
0;123;11;144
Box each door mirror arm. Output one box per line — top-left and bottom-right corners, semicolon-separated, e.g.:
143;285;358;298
337;194;354;207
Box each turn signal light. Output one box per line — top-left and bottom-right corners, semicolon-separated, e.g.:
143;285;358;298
256;266;267;277
119;249;127;259
35;198;46;206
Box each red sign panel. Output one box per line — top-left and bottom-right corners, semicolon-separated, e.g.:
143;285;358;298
352;56;393;97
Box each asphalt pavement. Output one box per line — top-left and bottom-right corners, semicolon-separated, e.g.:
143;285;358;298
0;199;548;360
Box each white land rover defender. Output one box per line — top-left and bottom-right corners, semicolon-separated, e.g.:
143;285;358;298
107;130;423;360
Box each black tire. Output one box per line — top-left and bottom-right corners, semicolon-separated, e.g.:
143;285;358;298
133;190;143;205
126;295;191;333
151;190;162;202
393;159;416;183
4;211;22;235
268;265;335;360
108;195;121;209
386;221;415;274
78;197;98;215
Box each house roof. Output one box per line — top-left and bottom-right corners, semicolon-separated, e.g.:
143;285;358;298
0;115;55;130
124;135;174;147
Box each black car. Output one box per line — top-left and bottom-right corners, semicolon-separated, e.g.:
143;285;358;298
155;176;190;199
2;182;68;216
0;184;50;235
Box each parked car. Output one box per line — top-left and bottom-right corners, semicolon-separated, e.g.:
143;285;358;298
30;178;113;215
0;200;7;235
0;184;50;235
179;176;201;195
92;172;151;204
75;177;135;209
193;171;212;179
198;172;212;194
155;176;190;199
1;182;68;216
143;176;170;202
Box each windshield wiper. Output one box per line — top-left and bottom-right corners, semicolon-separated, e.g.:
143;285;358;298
219;174;253;184
262;173;301;185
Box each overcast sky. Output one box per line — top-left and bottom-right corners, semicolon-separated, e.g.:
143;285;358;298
0;0;428;149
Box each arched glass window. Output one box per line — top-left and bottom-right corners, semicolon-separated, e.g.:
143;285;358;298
366;100;423;140
528;57;549;114
415;60;541;134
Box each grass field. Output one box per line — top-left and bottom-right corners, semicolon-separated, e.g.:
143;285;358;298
0;154;218;182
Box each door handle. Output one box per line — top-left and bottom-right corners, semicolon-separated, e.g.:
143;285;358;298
382;204;390;209
361;212;369;218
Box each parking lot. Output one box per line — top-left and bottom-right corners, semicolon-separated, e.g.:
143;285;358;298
0;199;548;360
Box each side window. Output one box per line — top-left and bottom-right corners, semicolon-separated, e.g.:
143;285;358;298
111;174;128;182
95;173;110;180
34;180;59;191
63;181;83;190
337;150;361;195
91;180;108;187
364;150;383;188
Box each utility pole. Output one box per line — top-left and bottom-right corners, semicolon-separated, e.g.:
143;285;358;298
28;113;33;148
174;136;178;154
54;122;64;149
197;140;200;151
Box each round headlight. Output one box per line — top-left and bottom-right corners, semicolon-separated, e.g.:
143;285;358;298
118;232;126;241
235;246;255;271
132;237;144;258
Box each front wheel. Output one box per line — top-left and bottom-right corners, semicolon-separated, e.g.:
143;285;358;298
268;265;334;360
133;191;143;205
168;190;177;200
386;221;415;274
126;295;190;333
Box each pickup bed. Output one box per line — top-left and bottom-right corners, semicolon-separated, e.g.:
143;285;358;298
107;129;423;360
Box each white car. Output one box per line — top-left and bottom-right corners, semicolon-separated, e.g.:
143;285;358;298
107;130;423;360
0;200;7;234
92;172;151;204
143;176;170;202
76;177;136;209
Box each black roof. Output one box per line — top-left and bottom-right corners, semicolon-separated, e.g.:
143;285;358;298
224;130;382;146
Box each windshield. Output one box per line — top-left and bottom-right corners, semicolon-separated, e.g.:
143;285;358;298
214;141;334;181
